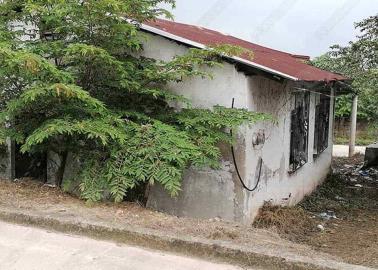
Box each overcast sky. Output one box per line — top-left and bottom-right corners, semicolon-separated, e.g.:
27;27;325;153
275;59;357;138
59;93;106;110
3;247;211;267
162;0;378;58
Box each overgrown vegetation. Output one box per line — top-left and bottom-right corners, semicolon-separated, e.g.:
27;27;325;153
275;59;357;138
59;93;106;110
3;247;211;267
312;15;378;142
312;15;377;121
0;0;271;202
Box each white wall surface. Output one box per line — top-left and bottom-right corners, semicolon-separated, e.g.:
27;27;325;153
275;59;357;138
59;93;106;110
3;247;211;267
141;33;250;109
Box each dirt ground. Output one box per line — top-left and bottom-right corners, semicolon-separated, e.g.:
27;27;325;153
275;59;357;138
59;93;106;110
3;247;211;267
254;155;378;268
0;176;320;261
0;156;377;268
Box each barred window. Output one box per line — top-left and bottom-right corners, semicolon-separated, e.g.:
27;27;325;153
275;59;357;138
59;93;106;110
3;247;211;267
289;92;310;173
314;94;331;158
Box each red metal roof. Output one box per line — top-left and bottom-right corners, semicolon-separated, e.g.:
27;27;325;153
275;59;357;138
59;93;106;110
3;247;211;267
144;19;347;82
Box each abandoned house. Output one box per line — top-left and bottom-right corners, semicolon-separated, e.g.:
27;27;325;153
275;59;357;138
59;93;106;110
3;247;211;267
0;19;349;224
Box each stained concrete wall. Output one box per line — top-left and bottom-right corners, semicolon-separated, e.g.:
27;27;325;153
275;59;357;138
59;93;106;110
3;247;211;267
143;33;335;223
142;33;251;221
241;77;334;222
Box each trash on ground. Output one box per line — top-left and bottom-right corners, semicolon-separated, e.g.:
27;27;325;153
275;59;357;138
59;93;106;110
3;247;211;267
318;211;337;220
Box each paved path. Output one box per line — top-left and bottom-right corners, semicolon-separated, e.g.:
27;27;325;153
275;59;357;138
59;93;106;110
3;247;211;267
0;221;251;270
333;145;366;157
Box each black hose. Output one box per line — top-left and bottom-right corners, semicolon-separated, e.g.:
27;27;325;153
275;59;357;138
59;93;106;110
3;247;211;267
230;98;262;192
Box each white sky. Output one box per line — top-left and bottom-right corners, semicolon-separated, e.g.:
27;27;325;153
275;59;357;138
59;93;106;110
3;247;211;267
162;0;378;58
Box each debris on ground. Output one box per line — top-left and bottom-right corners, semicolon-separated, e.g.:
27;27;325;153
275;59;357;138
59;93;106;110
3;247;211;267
316;224;325;231
318;211;337;220
254;155;378;268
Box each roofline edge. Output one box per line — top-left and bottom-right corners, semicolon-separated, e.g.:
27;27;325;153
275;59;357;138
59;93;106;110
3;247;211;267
140;23;300;81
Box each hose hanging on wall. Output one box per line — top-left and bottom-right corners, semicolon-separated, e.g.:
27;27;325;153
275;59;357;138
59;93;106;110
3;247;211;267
230;98;262;192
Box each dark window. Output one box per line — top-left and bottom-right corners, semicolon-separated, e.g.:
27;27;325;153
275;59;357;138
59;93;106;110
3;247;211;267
289;92;310;173
314;94;331;158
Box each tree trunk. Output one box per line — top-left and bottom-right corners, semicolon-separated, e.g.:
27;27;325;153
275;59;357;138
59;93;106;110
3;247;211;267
56;151;68;188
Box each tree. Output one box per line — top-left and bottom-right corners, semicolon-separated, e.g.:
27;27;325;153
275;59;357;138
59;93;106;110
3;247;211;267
312;15;378;121
0;0;270;202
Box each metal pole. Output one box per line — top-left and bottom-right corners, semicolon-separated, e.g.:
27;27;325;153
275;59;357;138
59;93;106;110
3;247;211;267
349;95;358;157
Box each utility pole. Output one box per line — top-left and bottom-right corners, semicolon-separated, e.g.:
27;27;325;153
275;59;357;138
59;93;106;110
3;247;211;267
349;94;358;157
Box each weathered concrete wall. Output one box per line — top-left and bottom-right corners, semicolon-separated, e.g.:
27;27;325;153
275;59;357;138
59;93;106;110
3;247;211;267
0;139;15;180
365;143;378;167
142;33;251;222
143;33;335;223
46;152;83;192
140;33;250;109
241;77;334;222
148;162;236;220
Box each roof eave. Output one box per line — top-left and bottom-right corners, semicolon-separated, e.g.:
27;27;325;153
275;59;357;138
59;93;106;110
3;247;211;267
140;23;300;81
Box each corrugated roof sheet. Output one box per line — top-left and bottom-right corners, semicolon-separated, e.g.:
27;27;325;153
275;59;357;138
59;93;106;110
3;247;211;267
143;19;347;82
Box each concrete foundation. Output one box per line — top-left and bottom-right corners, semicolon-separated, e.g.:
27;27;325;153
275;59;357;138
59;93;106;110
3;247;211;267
148;162;237;221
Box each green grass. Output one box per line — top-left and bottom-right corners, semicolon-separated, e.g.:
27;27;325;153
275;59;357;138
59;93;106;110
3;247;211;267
334;136;376;146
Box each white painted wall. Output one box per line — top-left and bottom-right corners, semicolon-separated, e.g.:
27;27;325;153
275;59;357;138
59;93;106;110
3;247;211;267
142;32;335;223
141;33;250;109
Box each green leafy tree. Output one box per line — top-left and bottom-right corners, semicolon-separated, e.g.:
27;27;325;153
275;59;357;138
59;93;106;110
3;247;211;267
0;0;271;202
312;15;378;121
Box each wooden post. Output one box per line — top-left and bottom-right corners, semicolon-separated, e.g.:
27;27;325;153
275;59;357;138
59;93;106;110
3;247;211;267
349;95;358;157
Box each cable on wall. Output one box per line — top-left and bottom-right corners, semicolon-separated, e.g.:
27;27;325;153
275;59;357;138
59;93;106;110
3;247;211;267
230;98;262;192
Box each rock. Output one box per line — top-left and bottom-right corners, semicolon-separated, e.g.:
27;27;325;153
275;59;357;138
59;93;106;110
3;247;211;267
317;224;325;231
